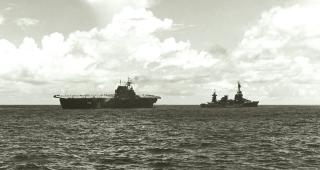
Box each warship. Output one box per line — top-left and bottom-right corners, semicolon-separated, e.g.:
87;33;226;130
200;82;259;108
54;79;161;109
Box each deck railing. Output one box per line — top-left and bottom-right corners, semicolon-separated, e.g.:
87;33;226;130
54;94;114;99
54;94;161;99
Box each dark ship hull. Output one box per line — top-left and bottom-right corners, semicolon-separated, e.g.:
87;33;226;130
200;101;259;108
59;97;158;109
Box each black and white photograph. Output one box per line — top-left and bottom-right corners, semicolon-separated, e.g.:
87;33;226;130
0;0;319;169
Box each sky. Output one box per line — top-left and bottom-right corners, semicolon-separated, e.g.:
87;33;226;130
0;0;319;105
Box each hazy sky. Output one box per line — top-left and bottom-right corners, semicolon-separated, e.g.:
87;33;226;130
0;0;319;104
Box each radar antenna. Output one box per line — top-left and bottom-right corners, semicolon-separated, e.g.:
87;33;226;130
126;77;133;87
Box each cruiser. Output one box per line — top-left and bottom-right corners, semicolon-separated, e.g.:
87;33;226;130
200;82;259;108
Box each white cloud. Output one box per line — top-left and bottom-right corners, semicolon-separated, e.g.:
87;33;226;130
0;15;4;25
84;0;158;25
16;18;39;28
232;2;320;104
2;2;320;105
0;7;220;104
4;7;12;11
86;0;156;8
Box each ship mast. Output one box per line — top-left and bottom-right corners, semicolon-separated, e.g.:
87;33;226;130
212;89;217;103
237;81;241;93
235;81;243;102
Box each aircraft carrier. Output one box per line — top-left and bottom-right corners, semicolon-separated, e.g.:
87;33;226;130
54;79;161;109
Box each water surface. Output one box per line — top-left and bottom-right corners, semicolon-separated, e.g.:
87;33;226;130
0;105;319;169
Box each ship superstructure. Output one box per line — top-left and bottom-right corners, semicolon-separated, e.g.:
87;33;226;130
54;79;161;109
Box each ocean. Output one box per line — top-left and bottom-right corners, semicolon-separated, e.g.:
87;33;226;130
0;105;319;169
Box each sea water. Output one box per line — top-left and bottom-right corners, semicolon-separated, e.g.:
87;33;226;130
0;105;319;169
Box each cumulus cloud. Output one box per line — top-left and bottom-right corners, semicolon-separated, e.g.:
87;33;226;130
232;2;320;104
86;0;155;8
0;15;4;25
1;1;319;104
84;0;158;25
0;7;220;104
4;7;12;11
16;18;39;28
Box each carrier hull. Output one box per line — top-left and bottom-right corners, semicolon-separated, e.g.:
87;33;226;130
59;97;158;109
